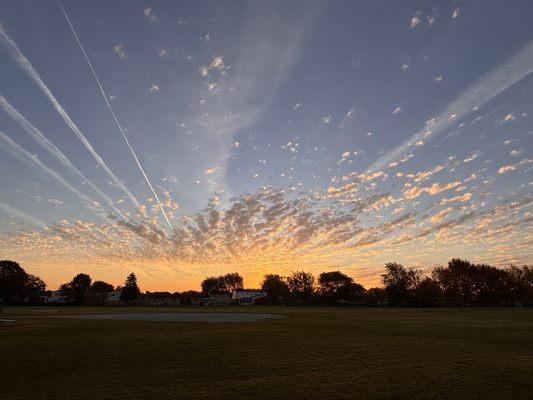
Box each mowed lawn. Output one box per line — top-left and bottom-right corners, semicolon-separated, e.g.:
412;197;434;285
1;307;532;400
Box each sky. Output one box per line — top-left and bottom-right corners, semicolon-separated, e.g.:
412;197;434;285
0;0;532;292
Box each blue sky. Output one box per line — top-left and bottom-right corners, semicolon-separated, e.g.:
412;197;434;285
0;1;532;290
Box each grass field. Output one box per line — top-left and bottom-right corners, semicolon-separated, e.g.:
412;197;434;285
1;306;532;399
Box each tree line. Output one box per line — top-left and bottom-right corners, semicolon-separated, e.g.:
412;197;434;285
202;258;533;306
1;258;532;307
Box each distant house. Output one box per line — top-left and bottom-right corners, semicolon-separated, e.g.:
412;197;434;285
142;292;181;306
105;290;123;305
203;293;231;306
41;290;71;304
231;290;267;305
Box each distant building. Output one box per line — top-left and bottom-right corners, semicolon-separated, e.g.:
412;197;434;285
41;290;71;304
142;292;181;306
105;290;123;305
203;293;231;306
231;290;267;305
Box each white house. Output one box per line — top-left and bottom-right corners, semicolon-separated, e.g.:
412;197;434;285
231;290;267;305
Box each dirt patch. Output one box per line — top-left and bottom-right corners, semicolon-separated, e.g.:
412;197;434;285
62;312;282;322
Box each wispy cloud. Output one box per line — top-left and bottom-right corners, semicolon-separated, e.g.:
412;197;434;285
0;22;142;210
0;200;46;228
0;94;126;219
61;6;173;229
0;129;107;219
369;40;533;172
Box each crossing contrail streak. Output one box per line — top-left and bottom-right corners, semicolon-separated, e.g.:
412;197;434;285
0;94;126;219
0;201;47;228
0;23;141;211
0;129;108;221
60;6;174;230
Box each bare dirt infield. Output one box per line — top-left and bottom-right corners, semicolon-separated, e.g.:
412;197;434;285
61;312;282;322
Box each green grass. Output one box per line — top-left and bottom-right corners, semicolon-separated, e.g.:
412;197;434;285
1;307;532;399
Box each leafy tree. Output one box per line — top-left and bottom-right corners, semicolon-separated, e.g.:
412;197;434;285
120;273;140;303
201;276;226;294
60;273;92;305
91;281;114;293
261;274;290;304
1;260;27;309
221;272;244;293
381;263;420;306
201;273;243;295
286;271;315;304
433;259;475;306
415;277;442;306
365;287;387;306
86;280;114;306
1;260;46;309
318;271;365;304
25;274;47;303
507;265;533;305
179;290;202;305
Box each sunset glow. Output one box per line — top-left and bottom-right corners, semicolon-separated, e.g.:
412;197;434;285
1;1;532;291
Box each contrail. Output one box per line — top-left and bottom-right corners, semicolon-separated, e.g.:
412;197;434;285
0;23;141;211
60;6;174;230
0;94;126;219
368;40;533;173
0;200;47;228
0;129;108;220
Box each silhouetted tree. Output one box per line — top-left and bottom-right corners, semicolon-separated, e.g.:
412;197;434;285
179;290;202;305
287;271;315;304
365;287;387;306
415;277;442;306
201;273;243;295
433;259;475;306
261;274;290;304
221;272;244;293
381;263;420;306
120;273;140;303
201;276;225;294
25;274;47;304
507;265;533;305
86;280;114;306
60;273;92;305
91;281;114;293
1;260;46;309
318;271;365;304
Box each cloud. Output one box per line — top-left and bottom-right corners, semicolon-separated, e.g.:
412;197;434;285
113;44;126;59
61;7;172;229
452;8;461;19
403;181;461;200
0;21;142;210
439;192;472;205
0;129;108;219
144;8;157;22
409;12;422;28
0;201;46;228
204;167;219;175
368;39;533;173
497;165;515;174
393;106;402;114
150;84;160;92
0;94;125;218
